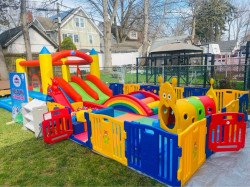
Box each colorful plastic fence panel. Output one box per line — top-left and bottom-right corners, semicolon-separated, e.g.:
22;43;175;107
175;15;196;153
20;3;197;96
124;121;181;186
214;89;248;111
140;85;160;95
183;87;208;97
178;119;207;185
89;113;127;165
109;83;124;95
42;108;73;144
207;112;246;152
123;84;140;94
174;87;184;99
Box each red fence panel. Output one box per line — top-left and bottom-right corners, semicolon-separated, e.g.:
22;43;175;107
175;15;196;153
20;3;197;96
42;108;73;144
208;112;246;152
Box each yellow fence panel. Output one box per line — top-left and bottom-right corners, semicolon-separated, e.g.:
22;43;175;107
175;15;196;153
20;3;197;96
174;87;184;99
223;99;239;113
178;119;207;185
89;113;127;165
214;89;248;111
47;102;64;111
123;84;140;94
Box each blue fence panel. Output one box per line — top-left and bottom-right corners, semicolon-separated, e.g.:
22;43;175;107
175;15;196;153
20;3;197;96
124;121;181;186
183;87;208;97
109;83;124;95
140;85;160;95
205;115;214;158
239;93;249;121
81;112;93;149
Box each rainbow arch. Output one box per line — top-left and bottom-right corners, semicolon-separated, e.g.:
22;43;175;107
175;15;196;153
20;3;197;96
103;95;154;116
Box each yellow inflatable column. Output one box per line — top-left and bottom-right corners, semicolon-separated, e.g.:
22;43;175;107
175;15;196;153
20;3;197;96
61;58;71;82
39;47;53;94
90;48;100;78
16;58;27;74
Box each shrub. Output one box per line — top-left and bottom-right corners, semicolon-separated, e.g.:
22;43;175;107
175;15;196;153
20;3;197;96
61;37;77;50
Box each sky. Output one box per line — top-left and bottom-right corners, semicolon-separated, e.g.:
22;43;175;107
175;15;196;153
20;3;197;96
27;0;250;42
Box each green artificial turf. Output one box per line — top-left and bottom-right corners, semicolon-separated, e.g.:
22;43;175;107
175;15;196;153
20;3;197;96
0;109;162;186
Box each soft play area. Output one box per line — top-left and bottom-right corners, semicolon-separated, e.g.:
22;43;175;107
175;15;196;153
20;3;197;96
0;47;249;186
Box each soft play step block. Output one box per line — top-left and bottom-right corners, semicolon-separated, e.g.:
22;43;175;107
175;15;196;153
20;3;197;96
73;121;84;135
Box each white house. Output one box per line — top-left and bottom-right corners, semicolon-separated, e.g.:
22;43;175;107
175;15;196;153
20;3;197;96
0;24;58;54
34;7;102;52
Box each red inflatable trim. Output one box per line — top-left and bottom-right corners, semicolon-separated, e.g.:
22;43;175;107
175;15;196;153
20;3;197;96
86;74;113;97
54;77;82;102
83;101;106;109
52;50;93;63
71;76;99;100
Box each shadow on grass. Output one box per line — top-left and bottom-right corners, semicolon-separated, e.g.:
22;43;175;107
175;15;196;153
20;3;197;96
0;137;163;186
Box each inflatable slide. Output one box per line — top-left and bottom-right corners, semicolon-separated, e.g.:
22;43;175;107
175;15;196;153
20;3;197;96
49;75;112;106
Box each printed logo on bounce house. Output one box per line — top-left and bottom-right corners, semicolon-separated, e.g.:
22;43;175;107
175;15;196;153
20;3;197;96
13;75;21;87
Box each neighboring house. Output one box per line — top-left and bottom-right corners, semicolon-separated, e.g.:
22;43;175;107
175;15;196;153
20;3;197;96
218;40;239;55
34;7;102;52
200;40;242;65
199;43;221;54
34;16;56;41
98;22;142;53
0;23;58;54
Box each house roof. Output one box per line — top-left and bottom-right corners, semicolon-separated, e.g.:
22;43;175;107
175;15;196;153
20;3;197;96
150;35;190;49
150;42;202;53
149;36;202;53
50;9;75;22
35;16;55;31
0;24;58;48
0;26;22;47
111;41;141;53
218;40;237;53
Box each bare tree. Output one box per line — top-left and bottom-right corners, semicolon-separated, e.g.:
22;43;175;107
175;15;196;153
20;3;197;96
20;0;32;60
142;0;149;57
0;46;8;80
242;14;250;43
224;0;250;43
233;9;250;42
102;0;119;68
189;0;199;44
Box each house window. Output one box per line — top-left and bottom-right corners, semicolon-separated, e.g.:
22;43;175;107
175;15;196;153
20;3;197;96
74;34;79;43
75;17;84;28
62;33;67;39
62;33;79;43
88;34;93;44
129;31;138;40
67;33;73;40
80;18;84;27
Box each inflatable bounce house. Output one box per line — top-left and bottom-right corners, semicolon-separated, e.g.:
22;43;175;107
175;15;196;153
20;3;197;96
0;47;249;186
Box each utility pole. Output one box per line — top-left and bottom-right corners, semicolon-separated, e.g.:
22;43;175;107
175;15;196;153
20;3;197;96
57;2;62;51
21;0;32;60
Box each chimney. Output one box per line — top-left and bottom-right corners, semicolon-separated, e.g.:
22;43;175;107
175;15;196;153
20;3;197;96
26;11;33;23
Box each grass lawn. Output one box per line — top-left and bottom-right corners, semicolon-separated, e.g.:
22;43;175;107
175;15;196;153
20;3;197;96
0;109;162;186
